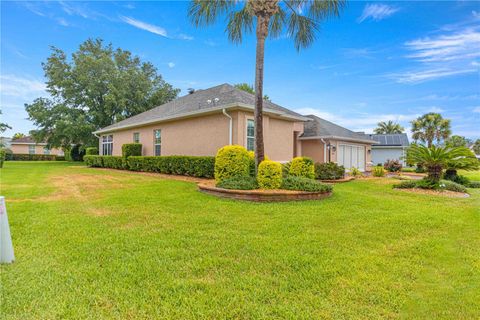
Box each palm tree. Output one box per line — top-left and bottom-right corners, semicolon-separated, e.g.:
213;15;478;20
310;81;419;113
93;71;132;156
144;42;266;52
406;144;477;183
374;121;404;134
411;113;451;147
189;0;345;169
234;83;270;100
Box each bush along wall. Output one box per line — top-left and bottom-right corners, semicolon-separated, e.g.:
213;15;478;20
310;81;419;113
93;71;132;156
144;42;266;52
85;154;215;178
122;143;142;158
85;147;98;155
7;154;59;161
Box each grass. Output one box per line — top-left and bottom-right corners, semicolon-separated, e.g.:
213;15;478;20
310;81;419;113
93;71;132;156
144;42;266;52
1;162;479;319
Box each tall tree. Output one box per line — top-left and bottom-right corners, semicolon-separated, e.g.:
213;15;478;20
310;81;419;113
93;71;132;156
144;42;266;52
473;139;480;155
0;111;12;134
374;120;404;134
189;0;345;169
445;135;470;148
411;113;451;147
26;39;180;148
12;133;27;140
234;83;270;101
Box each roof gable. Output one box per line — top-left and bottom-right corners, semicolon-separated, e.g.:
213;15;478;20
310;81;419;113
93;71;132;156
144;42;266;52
302;115;375;143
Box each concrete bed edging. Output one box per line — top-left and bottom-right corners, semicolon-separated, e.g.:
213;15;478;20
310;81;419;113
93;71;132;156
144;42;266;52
198;183;332;202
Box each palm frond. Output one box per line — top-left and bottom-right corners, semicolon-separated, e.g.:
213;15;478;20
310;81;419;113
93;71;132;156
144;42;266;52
287;13;319;50
269;8;286;39
188;0;236;27
226;3;254;43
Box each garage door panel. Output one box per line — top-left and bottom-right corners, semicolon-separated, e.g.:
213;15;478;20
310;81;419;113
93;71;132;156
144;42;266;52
337;144;365;171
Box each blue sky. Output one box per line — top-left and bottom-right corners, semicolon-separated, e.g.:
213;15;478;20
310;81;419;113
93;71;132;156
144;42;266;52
1;1;479;139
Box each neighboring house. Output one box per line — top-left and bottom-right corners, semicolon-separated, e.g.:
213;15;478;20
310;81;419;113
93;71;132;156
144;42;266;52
367;134;410;166
10;136;64;156
94;83;376;171
0;137;12;148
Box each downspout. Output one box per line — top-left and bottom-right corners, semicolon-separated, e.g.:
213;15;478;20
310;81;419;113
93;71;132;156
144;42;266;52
222;109;232;145
320;138;327;163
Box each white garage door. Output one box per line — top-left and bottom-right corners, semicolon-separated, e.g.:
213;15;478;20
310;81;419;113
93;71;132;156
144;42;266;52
338;144;366;171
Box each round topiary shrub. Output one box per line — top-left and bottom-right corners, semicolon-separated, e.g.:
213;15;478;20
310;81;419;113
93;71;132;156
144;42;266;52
289;157;315;179
257;160;282;189
214;145;251;183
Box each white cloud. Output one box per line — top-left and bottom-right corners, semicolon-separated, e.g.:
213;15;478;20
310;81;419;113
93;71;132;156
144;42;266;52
59;1;89;19
178;34;194;41
0;74;46;98
357;4;399;23
120;16;168;37
56;18;70;27
168;62;175;68
473;106;480;113
294;107;419;133
391;68;477;83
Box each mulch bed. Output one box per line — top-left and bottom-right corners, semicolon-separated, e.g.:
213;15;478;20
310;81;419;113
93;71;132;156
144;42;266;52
395;188;469;198
198;182;332;202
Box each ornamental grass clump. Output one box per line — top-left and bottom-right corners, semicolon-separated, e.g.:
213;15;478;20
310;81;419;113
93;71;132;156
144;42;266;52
289;157;315;179
214;145;250;183
257;160;282;189
372;166;385;177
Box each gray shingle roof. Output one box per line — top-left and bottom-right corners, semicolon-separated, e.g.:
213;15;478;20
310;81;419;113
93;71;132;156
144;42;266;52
367;134;409;146
95;83;306;133
302;115;376;143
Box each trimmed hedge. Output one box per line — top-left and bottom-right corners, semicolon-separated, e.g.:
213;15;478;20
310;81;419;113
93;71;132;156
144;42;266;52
7;154;58;161
281;176;333;193
289;157;315;179
122;143;142;158
216;176;258;190
0;149;5;168
214;145;250;182
257;160;282;189
314;162;345;180
85;147;98;155
84;155;103;167
128;156;215;178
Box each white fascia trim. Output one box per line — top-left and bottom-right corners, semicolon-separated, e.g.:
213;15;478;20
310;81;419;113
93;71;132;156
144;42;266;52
299;135;378;145
371;145;407;149
93;103;308;134
11;142;47;146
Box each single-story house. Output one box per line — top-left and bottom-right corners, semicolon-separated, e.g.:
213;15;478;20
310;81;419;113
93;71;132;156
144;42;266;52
367;133;410;166
10;136;64;156
94;83;376;171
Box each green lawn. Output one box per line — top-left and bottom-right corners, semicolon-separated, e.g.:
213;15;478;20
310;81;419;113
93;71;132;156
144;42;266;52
1;162;479;319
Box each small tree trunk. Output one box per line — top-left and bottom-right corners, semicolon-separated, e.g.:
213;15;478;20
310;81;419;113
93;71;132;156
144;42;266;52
253;15;268;171
426;164;443;183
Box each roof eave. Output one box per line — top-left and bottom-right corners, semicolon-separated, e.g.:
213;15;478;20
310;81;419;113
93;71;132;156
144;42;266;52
93;103;308;134
299;135;378;144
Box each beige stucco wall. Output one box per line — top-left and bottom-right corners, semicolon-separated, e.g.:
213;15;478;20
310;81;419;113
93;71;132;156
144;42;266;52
99;109;303;162
11;144;64;156
301;139;325;163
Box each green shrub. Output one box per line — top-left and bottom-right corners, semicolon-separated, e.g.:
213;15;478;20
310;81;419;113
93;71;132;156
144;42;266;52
444;174;470;186
216;176;258;190
84;155;104;167
372;166;385;177
468;181;480;188
415;164;425;173
384;159;402;172
350;167;362;177
67;144;85;161
101;156;125;169
282;161;291;178
289;157;315;179
56;156;66;161
281;176;333;193
0;149;5;168
246;151;269;176
122;143;142;159
214;145;250;182
416;178;439;190
401;167;415;173
314;162;345;180
85;147;98;155
8;154;58;161
440;180;467;193
257;160;283;189
393;180;418;189
127;156;215;178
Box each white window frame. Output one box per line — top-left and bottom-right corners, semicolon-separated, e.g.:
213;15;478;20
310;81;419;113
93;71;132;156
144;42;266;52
29;145;35;155
154;129;161;156
246;119;255;152
133;132;140;143
101;135;113;155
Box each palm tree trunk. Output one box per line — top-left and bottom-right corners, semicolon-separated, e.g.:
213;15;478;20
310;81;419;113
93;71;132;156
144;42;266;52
253;15;268;170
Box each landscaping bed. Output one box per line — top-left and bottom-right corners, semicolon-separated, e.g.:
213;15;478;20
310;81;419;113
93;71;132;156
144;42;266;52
198;182;332;202
395;188;469;198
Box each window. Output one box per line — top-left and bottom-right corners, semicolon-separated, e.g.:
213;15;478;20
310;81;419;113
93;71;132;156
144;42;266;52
43;147;50;155
246;119;255;152
29;145;35;155
101;135;113;155
154;130;161;156
133;132;140;143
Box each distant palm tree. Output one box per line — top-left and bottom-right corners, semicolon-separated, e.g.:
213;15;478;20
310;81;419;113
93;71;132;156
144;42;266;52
234;83;270;101
406;144;478;183
411;113;451;147
189;0;346;169
374;121;404;134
